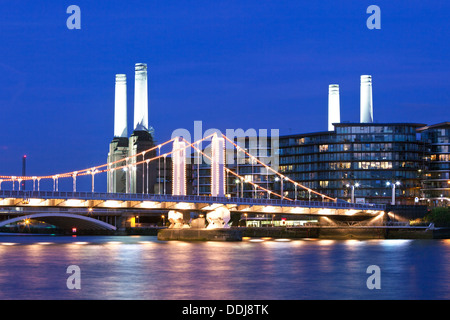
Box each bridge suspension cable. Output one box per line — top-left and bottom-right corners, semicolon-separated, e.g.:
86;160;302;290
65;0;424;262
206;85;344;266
221;134;336;202
0;137;177;183
0;132;336;202
185;137;290;201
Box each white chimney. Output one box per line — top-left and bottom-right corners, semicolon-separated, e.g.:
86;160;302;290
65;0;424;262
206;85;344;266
134;63;149;131
328;84;340;131
114;74;127;137
360;75;373;123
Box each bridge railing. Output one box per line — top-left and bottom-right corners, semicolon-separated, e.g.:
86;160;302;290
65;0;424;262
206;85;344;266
0;190;386;211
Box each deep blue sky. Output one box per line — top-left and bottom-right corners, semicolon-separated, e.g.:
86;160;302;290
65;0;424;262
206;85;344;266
0;1;449;191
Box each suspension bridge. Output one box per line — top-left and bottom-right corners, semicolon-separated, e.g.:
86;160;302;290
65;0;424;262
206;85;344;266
0;133;386;232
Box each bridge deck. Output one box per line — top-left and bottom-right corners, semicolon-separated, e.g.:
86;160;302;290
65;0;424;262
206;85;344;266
0;190;385;215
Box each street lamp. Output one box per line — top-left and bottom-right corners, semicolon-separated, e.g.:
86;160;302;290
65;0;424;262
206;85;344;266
386;181;401;205
346;182;360;203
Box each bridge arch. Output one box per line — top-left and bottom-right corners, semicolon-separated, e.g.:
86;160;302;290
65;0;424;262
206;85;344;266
0;213;116;231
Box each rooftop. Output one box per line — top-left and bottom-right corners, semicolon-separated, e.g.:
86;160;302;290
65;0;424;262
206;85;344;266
417;122;450;132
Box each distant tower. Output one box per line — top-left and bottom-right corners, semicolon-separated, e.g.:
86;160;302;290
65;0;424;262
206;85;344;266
360;75;373;123
128;63;156;194
114;74;127;138
328;84;340;131
107;74;129;193
134;63;149;132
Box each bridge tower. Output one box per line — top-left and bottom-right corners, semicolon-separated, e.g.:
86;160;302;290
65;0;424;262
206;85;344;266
211;133;226;197
172;137;186;195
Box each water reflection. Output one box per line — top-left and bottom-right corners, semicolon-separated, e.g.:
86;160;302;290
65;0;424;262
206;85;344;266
0;236;448;299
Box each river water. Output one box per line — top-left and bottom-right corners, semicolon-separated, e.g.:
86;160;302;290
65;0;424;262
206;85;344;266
0;235;449;300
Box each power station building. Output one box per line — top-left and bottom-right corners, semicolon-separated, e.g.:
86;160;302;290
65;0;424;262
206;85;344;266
107;63;158;195
106;68;449;206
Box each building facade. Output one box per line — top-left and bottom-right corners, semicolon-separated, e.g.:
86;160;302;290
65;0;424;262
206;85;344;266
278;123;426;205
188;122;450;206
418;122;450;206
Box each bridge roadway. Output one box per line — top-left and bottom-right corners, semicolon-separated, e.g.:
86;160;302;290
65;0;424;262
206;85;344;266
0;190;386;231
0;190;385;214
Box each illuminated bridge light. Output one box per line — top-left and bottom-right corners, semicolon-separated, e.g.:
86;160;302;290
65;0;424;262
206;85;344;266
64;199;86;207
344;209;359;216
318;209;333;215
202;203;223;211
102;200;123;208
139;201;160;209
21;198;45;206
262;206;276;213
174;202;191;210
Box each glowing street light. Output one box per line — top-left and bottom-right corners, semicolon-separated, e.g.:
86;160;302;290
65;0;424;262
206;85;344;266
386;181;401;205
346;182;360;203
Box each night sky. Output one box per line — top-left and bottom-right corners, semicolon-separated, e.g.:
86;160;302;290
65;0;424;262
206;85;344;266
0;1;449;191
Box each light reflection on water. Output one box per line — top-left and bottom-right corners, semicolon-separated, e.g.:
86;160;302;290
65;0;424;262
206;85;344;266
0;235;449;300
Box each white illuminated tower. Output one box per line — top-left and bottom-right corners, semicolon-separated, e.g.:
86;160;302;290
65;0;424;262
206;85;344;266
328;84;340;131
172;137;186;196
107;74;129;193
134;63;149;131
114;74;127;137
128;63;157;194
211;134;226;197
360;75;373;123
207;134;230;227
